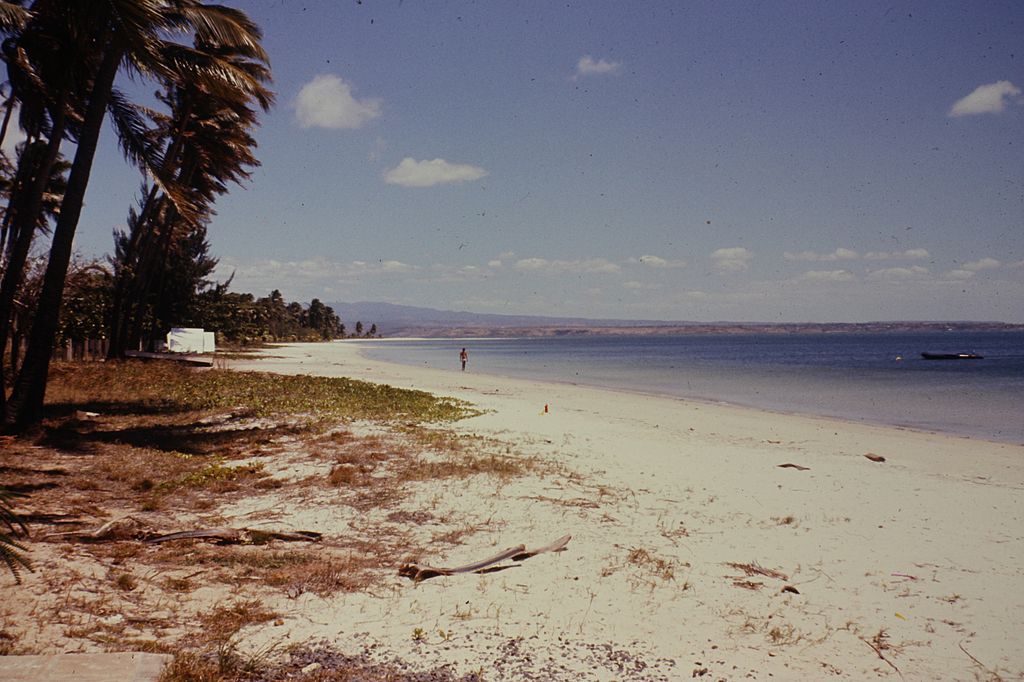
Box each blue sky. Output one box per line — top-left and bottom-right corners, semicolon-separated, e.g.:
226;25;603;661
34;1;1024;321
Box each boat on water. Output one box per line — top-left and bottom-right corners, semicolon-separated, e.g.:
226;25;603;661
920;352;984;360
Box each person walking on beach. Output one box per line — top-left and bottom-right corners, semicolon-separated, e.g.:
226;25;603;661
460;347;468;371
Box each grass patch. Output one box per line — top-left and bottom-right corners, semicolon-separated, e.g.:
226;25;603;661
6;359;551;675
195;600;279;645
177;547;381;598
602;546;688;589
166;462;267;492
47;362;481;423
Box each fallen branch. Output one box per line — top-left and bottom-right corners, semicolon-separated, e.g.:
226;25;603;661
146;528;322;545
958;641;1002;680
45;519;322;545
512;534;571;561
43;517;151;542
399;534;572;582
777;463;810;471
861;636;902;677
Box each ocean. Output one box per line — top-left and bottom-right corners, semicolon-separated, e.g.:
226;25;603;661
362;331;1024;444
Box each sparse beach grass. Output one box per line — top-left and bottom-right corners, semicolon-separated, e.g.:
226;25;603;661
1;360;533;680
46;361;481;422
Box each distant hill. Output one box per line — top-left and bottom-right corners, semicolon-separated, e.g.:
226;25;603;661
328;301;1024;338
328;301;680;334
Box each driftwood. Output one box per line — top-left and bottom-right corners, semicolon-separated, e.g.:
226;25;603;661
400;534;572;582
777;463;810;471
512;533;571;561
43;517;151;542
146;528;322;545
44;518;321;545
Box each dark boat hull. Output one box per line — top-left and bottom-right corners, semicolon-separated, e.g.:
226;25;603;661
920;352;983;360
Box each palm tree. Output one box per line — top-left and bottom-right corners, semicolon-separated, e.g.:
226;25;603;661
109;36;271;357
0;0;87;420
0;142;67;409
4;1;270;429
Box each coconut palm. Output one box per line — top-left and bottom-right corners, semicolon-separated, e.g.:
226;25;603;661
0;142;67;406
108;36;271;357
4;1;271;428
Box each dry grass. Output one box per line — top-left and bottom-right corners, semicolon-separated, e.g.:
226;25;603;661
726;561;789;581
175;545;383;598
195;600;279;645
601;546;688;589
1;360;552;677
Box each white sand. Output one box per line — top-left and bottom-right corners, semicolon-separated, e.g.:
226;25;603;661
231;341;1024;680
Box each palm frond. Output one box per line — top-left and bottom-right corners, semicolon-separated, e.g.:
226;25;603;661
158;42;274;110
0;1;30;34
0;487;32;584
106;88;163;172
168;3;268;63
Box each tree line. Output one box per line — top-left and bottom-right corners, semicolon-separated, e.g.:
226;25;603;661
0;1;276;429
14;256;376;350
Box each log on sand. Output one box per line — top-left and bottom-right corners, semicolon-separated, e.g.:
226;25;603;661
399;534;571;582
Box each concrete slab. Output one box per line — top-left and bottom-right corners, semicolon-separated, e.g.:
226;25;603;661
0;652;171;681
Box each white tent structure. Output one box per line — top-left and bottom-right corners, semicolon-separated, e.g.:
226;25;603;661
166;327;216;354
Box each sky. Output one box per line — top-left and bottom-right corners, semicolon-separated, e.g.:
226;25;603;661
30;1;1024;322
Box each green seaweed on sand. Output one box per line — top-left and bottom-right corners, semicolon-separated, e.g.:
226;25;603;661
46;362;481;423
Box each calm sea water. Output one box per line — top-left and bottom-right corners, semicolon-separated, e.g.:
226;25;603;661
363;332;1024;444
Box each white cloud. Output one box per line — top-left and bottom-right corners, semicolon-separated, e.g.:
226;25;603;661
384;158;489;187
784;248;859;262
949;80;1022;117
945;269;975;280
576;55;622;77
628;255;687;268
514;257;621;274
864;248;931;260
427;263;492;283
867;265;930;280
295;74;382;129
799;269;856;282
223;257;417;285
488;259;503;268
962;257;1000;271
378;259;414;272
711;247;753;272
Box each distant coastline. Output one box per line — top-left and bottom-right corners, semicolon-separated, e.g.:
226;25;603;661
377;320;1024;339
329;300;1024;338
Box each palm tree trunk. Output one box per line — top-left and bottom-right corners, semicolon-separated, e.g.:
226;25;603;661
107;186;160;358
0;102;67;420
108;97;195;359
4;42;122;430
125;210;175;352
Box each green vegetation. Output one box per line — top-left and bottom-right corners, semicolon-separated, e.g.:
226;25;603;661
0;2;281;429
48;361;480;423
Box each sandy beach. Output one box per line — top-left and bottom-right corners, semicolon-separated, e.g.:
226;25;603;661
219;340;1024;680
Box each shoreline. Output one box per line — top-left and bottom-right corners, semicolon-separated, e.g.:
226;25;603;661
228;341;1024;680
316;339;1022;447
